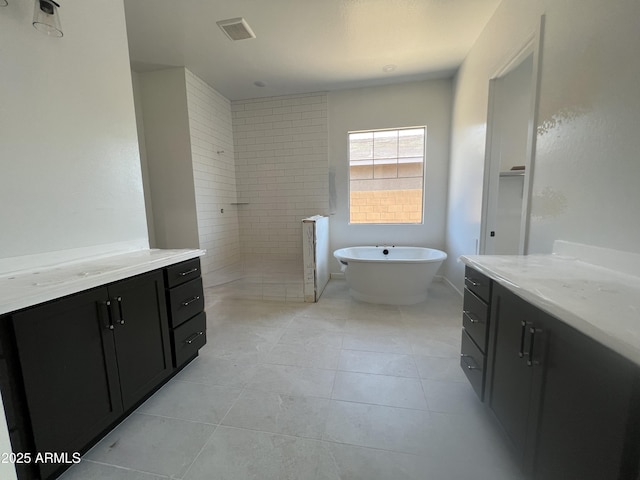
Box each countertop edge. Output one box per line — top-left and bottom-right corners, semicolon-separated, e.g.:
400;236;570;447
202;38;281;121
460;255;640;368
0;249;205;316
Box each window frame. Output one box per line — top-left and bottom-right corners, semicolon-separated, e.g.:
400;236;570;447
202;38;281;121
347;125;427;225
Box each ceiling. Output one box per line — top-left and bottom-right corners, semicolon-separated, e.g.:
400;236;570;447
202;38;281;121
123;0;502;101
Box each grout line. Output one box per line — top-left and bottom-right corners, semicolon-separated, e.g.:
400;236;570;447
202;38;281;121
76;459;173;479
178;423;220;480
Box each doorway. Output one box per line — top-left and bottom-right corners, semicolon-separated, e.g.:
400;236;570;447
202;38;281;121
480;23;542;255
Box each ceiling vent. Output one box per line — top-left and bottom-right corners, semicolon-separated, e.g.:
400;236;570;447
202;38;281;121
216;17;256;41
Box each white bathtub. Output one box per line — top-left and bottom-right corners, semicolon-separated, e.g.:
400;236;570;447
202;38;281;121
333;246;447;305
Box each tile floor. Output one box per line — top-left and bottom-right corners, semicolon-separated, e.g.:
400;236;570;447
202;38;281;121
207;258;305;302
59;280;524;480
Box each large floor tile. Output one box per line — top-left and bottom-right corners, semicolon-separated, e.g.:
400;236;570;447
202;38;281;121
261;343;341;369
210;301;299;329
210;323;284;345
278;328;344;349
422;379;482;414
182;427;338;480
322;443;430;480
338;350;418;378
176;354;259;387
84;413;215;478
323;400;434;455
332;371;428;410
410;337;461;358
59;460;170;480
248;364;336;398
343;315;406;335
414;354;468;382
76;278;527;480
288;313;347;332
341;332;412;354
136;380;242;424
222;389;331;439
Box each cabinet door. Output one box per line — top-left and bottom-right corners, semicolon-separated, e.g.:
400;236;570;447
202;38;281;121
109;270;171;410
12;288;123;479
487;284;544;468
533;314;640;480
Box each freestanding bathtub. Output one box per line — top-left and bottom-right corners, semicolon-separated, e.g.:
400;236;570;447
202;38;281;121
333;246;447;305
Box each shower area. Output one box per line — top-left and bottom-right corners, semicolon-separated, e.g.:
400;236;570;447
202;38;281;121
133;67;329;302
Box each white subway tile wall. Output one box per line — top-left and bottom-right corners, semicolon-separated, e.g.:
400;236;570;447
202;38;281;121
185;70;241;286
232;93;329;263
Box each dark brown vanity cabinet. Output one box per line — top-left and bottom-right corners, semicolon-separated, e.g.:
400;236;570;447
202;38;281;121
164;258;207;369
465;270;640;480
460;267;491;400
2;270;172;480
487;283;547;471
529;310;640;480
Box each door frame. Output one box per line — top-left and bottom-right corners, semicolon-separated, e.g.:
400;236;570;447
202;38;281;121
480;15;545;255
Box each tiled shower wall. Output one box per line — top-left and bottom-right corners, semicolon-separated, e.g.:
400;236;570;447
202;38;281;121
231;93;329;262
185;70;241;286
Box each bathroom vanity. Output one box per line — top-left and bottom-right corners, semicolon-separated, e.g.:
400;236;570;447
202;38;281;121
460;253;640;480
0;249;206;480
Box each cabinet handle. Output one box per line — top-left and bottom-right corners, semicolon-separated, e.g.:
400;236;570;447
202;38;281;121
461;354;481;371
181;296;201;307
465;276;481;287
463;310;482;324
518;321;528;358
179;268;199;277
527;327;542;367
116;296;125;325
184;331;204;344
101;300;115;330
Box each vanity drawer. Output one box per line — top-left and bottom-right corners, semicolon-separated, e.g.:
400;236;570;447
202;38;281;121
172;312;206;368
464;266;491;303
165;258;201;289
460;329;486;400
169;277;204;328
463;288;489;352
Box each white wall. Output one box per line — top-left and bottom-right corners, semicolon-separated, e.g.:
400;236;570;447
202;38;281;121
527;0;640;254
135;68;241;286
232;93;329;262
185;70;241;285
328;80;452;273
131;73;157;248
136;68;200;250
0;1;147;477
445;1;543;293
0;0;149;261
445;0;640;292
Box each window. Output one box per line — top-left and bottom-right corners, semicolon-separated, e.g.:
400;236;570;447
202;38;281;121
349;127;426;224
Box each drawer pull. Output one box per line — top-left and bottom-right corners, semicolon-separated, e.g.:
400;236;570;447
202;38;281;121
465;276;481;287
181;296;201;307
463;310;482;324
179;268;199;277
184;331;204;345
461;354;481;371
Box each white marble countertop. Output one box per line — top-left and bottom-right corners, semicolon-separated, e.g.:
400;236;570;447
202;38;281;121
460;253;640;367
0;248;205;316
